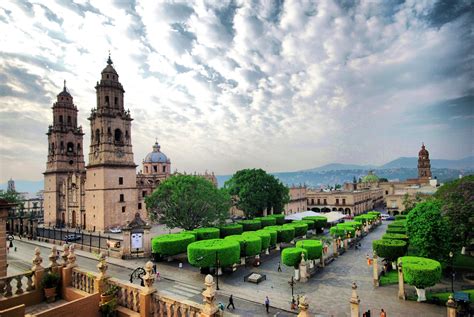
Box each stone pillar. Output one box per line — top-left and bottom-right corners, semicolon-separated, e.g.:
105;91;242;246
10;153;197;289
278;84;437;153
143;228;151;257
201;274;218;317
344;239;348;251
95;252;108;295
398;261;405;300
61;243;70;266
333;239;338;257
299;253;308;283
297;295;310;317
446;295;457;317
32;247;45;297
320;256;325;268
0;203;9;278
49;246;60;274
373;251;379;287
139;261;156;317
350;282;360;317
66;244;77;268
122;229;131;258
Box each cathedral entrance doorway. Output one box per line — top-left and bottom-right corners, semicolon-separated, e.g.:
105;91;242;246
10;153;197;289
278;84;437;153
61;212;65;227
72;210;76;228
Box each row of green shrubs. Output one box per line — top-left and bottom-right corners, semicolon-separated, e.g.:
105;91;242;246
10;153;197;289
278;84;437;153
281;239;323;268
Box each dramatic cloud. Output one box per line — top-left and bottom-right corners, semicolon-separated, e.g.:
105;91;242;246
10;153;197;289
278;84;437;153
0;0;472;183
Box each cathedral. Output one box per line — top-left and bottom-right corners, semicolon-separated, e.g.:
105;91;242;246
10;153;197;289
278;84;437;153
43;56;216;231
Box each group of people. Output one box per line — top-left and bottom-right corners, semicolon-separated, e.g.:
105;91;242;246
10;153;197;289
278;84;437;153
219;295;271;313
362;308;387;317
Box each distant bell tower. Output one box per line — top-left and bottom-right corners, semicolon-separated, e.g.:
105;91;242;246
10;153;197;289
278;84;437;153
417;143;432;180
43;82;86;228
85;54;138;231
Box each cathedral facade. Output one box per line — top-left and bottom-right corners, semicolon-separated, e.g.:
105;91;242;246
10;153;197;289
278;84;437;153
43;57;216;231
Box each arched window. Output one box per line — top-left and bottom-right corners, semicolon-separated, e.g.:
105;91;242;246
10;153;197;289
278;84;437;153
114;97;118;107
77;143;81;152
95;129;100;143
114;129;123;143
67;116;71;124
125;130;129;139
59;115;63;123
105;96;109;105
67;142;74;154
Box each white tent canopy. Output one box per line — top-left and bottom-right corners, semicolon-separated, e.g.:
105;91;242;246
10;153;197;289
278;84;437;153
285;210;345;224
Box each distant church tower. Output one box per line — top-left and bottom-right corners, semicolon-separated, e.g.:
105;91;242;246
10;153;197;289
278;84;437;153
85;55;138;231
43;82;86;228
418;143;432;180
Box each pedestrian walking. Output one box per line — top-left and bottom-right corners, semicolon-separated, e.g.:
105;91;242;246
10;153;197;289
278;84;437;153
380;308;386;317
227;294;235;310
296;294;300;307
153;264;157;274
277;262;282;272
6;246;9;254
264;296;270;313
155;271;161;281
291;297;296;310
366;309;371;317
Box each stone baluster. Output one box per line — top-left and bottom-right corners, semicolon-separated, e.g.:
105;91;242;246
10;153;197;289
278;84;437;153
143;261;156;292
398;260;405;300
0;279;5;296
61;244;70;265
26;273;34;291
32;247;43;272
446;295;456;317
297;295;310;317
350;282;360;317
201;274;218;317
49;246;60;274
373;250;379;287
67;244;77;268
15;275;24;295
96;252;108;295
4;277;12;297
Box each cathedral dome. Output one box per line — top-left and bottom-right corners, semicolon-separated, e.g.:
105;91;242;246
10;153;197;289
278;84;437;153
144;142;169;163
419;143;429;156
362;171;379;183
101;54;118;77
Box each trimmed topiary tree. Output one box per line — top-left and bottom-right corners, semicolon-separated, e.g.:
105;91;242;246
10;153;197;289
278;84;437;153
256;216;277;227
283;222;308;237
180;230;197;239
399;256;442;301
296;240;322;260
368;211;381;217
269;214;286;225
330;227;346;238
335;224;356;237
372;239;407;264
302;216;327;233
281;247;308;268
224;234;262;257
388;220;407;229
194;227;220;240
386;227;407;235
342;221;363;230
152;233;195;258
238;220;262;231
382;233;409;242
264;225;295;243
243;231;270;251
187;239;240;268
257;229;277;246
354;215;368;224
219;224;243;238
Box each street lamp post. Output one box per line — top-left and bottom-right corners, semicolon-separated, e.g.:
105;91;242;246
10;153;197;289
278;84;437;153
215;250;220;290
288;276;295;298
449;251;454;293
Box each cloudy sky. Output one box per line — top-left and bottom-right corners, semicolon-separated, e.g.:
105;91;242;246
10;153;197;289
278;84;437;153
0;0;473;183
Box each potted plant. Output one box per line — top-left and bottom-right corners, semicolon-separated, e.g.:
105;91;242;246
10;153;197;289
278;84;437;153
101;284;119;304
41;271;60;303
99;298;117;317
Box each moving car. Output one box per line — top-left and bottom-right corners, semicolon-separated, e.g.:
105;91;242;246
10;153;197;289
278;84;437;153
64;234;81;242
381;214;395;221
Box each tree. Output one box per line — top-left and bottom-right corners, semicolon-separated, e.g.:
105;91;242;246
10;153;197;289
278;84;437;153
402;192;425;213
379;177;388;182
224;169;289;218
0;190;21;204
434;175;474;251
145;175;231;230
406;200;451;262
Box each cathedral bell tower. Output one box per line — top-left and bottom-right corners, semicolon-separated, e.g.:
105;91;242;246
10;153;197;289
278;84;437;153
418;143;432;180
44;82;86;228
85;55;138;231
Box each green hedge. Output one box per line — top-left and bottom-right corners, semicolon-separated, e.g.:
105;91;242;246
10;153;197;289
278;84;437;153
368;211;381;217
394;215;407;221
194;227;220;240
302;216;327;231
180;230;197;239
296;240;322;260
264;225;295;243
238;220;262;231
283;222;308;237
382;233;409;242
257;229;277;246
294;220;315;230
330;227;347;238
399;256;442;289
388;220;407;229
255;217;277;227
335;224;356;237
281;247;308;268
269;214;286;225
152;233;196;256
224;234;262;256
386;227;407;235
187;239;240;268
219;224;243;238
372;239;407;262
243;231;270;250
354;214;377;224
342;221;363;230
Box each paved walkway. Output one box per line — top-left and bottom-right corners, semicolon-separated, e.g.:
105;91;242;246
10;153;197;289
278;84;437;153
11;223;448;316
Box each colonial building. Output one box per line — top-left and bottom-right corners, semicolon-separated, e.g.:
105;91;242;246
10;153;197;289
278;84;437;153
44;56;216;231
283;186;308;214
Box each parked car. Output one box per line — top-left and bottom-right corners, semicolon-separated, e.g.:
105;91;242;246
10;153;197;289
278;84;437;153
381;214;395;221
64;234;81;242
109;227;122;234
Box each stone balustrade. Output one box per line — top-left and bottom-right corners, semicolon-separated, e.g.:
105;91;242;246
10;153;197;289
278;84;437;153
0;271;35;298
106;278;142;313
151;292;203;317
71;268;97;294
